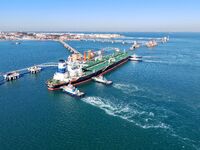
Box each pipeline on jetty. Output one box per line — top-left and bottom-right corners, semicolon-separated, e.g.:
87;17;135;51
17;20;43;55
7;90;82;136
81;36;169;44
58;40;83;56
81;36;169;50
0;40;83;85
2;62;58;74
0;62;58;84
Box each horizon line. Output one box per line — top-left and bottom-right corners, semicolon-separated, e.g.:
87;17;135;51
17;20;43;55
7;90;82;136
1;30;200;33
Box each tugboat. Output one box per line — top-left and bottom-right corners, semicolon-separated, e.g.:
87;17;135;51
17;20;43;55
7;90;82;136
60;84;85;97
92;75;112;85
129;54;142;62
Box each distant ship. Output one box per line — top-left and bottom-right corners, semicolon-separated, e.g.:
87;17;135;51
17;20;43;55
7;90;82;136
47;51;129;90
146;40;157;48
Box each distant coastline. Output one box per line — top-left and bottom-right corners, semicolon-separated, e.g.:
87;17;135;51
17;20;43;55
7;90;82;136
0;32;123;41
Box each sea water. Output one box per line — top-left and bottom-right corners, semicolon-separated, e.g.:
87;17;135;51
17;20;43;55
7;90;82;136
0;33;199;150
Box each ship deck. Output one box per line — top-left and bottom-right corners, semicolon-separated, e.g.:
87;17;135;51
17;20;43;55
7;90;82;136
83;52;129;76
47;52;129;87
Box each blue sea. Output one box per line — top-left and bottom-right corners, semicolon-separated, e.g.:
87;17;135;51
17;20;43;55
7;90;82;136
0;33;200;150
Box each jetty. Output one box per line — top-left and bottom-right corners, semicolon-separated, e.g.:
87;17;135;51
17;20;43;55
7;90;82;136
81;36;169;50
81;37;168;44
0;62;58;83
58;40;83;56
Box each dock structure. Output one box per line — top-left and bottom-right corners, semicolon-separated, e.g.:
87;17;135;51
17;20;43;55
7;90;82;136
81;37;169;49
59;40;83;56
0;62;58;83
28;66;42;74
4;72;20;81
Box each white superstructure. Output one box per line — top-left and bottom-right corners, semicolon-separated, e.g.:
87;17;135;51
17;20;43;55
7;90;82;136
52;59;84;82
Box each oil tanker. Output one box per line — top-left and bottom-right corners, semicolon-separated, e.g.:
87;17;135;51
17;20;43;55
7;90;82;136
47;51;129;90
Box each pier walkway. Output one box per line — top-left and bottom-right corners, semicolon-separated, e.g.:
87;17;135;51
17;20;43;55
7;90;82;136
81;38;167;45
58;40;83;56
0;62;58;83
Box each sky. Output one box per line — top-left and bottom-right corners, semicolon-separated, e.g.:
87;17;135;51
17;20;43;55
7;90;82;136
0;0;200;32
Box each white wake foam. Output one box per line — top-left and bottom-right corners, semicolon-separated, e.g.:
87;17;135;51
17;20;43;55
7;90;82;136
142;56;158;59
82;96;169;129
143;60;170;64
82;96;200;148
112;83;142;95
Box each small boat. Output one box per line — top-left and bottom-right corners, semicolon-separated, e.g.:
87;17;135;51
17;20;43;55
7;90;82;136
129;54;142;61
92;75;112;85
60;84;85;97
